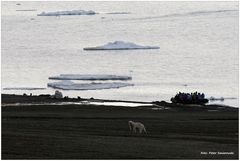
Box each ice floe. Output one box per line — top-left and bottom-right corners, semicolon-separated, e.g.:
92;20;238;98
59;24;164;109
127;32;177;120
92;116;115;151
3;87;46;90
47;80;133;90
37;10;97;16
83;41;160;50
49;74;132;81
209;96;237;101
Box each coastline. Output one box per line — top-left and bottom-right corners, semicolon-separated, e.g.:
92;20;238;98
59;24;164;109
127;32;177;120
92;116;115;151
1;94;239;159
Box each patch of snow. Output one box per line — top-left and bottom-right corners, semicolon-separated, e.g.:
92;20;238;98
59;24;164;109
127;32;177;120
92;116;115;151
83;41;160;50
47;80;133;90
37;10;97;16
49;74;132;81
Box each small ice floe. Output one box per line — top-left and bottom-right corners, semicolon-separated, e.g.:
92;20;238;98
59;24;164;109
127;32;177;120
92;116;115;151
83;41;160;50
151;104;166;110
47;80;133;90
37;10;97;16
209;96;224;101
49;74;132;81
151;107;164;110
3;87;46;90
209;96;237;102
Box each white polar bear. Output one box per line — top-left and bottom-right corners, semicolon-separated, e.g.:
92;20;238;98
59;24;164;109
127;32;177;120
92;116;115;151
128;121;147;134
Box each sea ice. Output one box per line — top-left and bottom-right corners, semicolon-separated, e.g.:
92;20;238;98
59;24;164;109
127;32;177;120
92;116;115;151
37;10;97;16
83;41;160;50
49;74;132;81
47;80;133;90
209;96;237;101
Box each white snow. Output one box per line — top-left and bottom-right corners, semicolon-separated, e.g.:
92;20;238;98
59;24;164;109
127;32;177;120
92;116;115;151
37;10;97;16
47;80;133;90
49;74;132;81
83;41;160;50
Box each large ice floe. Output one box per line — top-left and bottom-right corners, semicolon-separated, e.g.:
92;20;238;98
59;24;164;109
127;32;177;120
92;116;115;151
83;41;160;50
37;10;97;16
49;74;132;81
47;80;133;90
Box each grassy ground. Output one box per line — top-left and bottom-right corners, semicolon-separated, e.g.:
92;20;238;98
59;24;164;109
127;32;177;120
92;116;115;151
2;102;238;159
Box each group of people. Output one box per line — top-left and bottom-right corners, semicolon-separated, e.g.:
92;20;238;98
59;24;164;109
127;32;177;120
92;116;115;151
171;91;208;104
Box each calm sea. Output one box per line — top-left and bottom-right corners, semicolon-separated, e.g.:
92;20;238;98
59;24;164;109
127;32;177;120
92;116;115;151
2;1;239;107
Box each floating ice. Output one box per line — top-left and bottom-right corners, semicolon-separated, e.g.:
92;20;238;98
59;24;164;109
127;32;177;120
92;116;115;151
37;10;97;16
3;87;46;90
47;80;133;90
209;96;237;101
83;41;160;50
49;74;132;81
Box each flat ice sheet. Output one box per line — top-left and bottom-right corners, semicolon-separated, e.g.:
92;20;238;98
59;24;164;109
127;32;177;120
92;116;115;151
37;10;96;16
49;74;132;81
83;41;160;50
47;80;133;90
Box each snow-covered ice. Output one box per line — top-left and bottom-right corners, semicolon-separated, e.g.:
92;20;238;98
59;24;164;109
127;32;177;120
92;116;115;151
37;10;97;16
83;41;160;50
49;74;132;81
47;80;133;90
